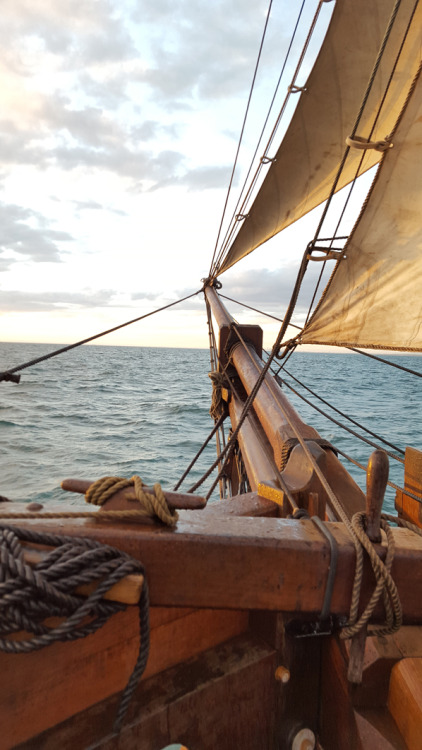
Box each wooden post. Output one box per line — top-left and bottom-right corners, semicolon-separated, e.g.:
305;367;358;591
348;450;389;683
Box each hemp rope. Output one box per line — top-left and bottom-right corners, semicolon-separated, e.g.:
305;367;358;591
208;371;228;420
0;523;149;733
85;475;178;526
340;513;402;639
0;476;178;527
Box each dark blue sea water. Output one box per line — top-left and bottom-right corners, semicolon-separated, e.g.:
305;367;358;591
1;342;421;515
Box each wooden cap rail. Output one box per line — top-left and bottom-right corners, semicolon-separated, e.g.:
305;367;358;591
6;492;422;623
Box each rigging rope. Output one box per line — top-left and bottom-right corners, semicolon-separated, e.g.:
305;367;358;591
270;0;407;354
210;0;309;275
280;367;405;458
209;0;274;273
0;290;201;383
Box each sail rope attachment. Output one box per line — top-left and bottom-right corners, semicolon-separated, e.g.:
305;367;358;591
0;476;178;526
0;523;149;733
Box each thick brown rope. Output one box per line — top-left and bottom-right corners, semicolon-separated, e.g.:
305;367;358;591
0;476;178;526
85;476;178;526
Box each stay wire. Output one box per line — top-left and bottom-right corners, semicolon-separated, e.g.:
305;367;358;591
0;290;201;383
346;347;422;379
209;0;274;274
211;0;308;275
280;375;404;464
335;448;422;506
280;366;405;456
173;412;227;492
219;293;302;329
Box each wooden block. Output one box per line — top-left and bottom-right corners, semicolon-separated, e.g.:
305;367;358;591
0;607;248;748
388;657;422;749
395;447;422;527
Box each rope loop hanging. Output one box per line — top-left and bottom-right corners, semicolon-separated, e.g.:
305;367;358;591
340;512;402;640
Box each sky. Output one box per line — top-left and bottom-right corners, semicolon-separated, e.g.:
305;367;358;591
0;0;356;350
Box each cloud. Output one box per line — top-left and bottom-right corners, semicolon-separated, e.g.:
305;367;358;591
0;1;137;71
0;201;74;266
149;164;233;192
131;0;275;105
173;264;332;320
0;288;116;312
221;267;326;313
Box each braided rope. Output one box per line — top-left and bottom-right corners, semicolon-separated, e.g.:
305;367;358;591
0;523;149;733
208;371;228;420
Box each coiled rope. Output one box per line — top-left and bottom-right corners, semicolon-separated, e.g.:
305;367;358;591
85;476;178;526
0;523;149;733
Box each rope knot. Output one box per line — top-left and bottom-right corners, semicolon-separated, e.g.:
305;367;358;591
85;475;178;526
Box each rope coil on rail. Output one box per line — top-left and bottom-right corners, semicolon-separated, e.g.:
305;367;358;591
85;475;179;526
0;523;149;733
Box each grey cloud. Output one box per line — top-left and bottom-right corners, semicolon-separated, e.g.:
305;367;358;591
0;202;73;264
0;1;136;71
147;164;232;192
130;0;292;106
131;291;163;301
175;264;332;319
0;288;116;313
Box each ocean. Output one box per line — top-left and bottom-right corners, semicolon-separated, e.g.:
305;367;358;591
1;342;421;515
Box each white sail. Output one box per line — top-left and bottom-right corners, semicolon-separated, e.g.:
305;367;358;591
301;65;422;351
217;0;422;275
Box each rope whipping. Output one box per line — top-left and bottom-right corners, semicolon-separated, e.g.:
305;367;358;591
0;523;149;733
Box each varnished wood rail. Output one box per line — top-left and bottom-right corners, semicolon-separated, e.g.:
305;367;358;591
6;492;422;621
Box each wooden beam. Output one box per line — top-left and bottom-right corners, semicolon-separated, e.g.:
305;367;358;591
5;499;422;621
